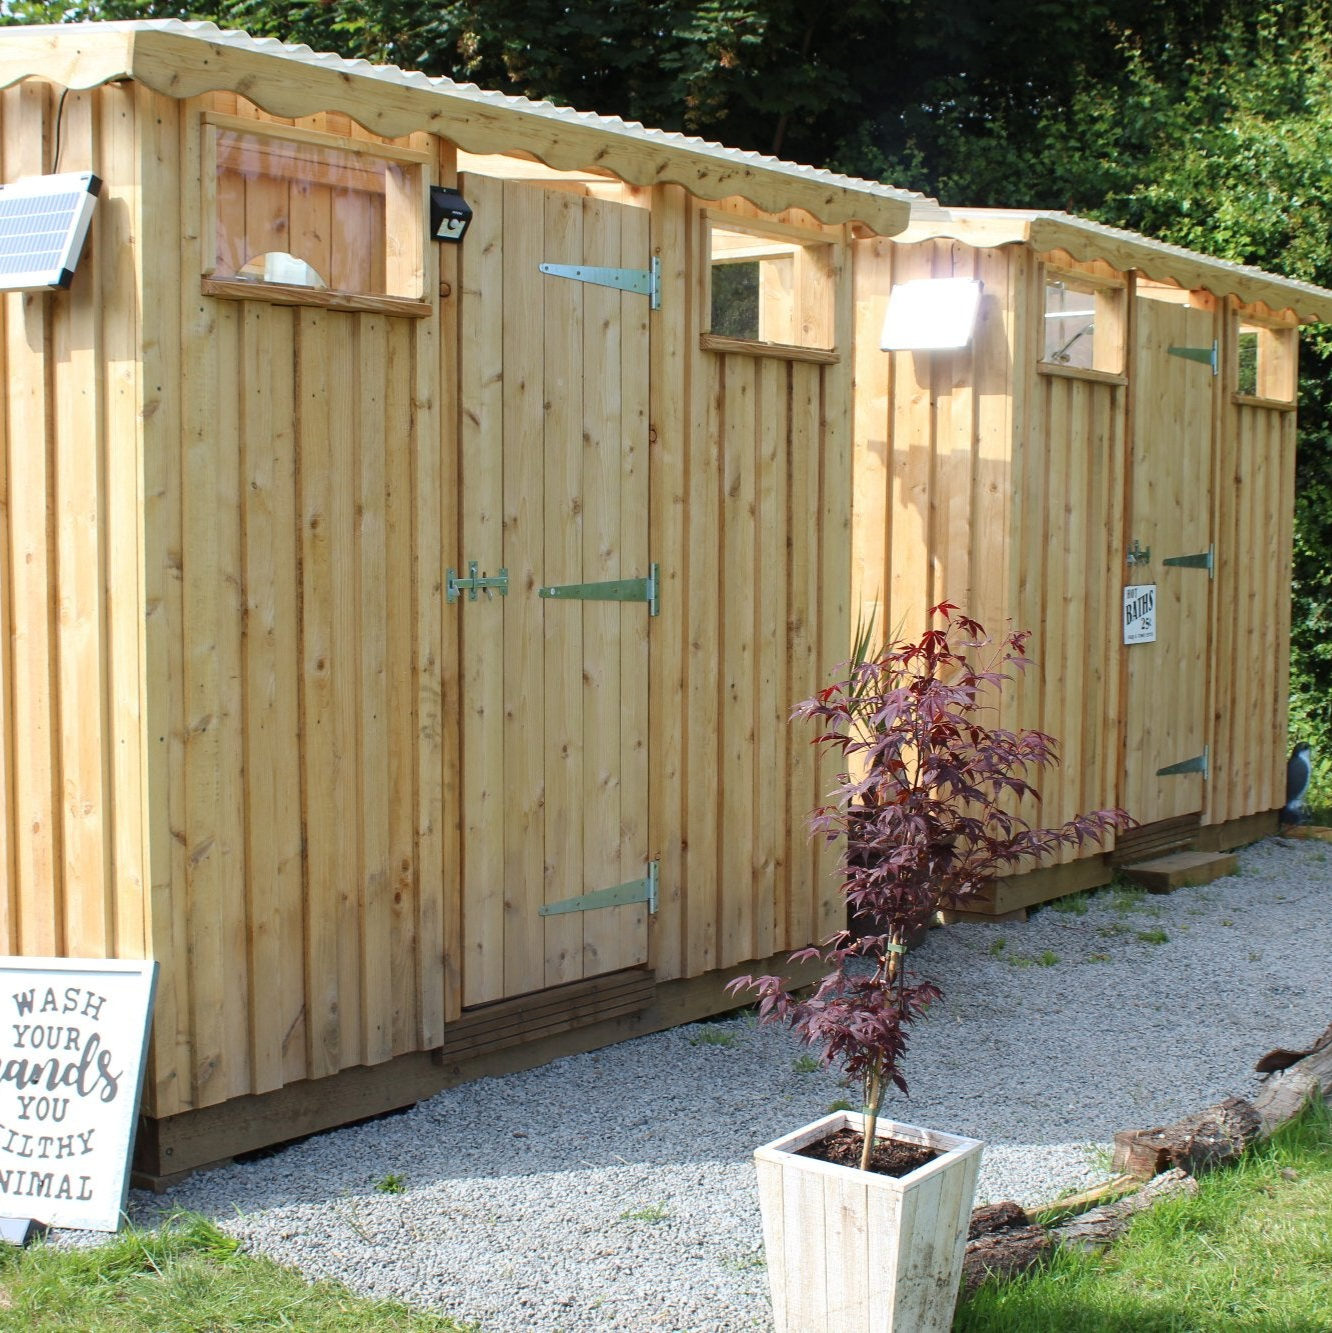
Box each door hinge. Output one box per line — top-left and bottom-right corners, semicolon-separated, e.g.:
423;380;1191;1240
540;862;659;917
1168;340;1219;375
539;562;660;616
1162;544;1215;580
1157;746;1209;779
539;257;661;310
446;560;509;603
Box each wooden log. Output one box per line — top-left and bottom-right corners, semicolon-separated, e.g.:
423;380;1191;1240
1111;1095;1262;1179
1052;1168;1198;1253
968;1200;1029;1238
961;1225;1051;1293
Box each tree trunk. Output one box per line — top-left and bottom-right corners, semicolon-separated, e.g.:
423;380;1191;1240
1111;1095;1261;1178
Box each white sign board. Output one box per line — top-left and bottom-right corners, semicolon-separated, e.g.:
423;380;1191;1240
1123;584;1157;644
0;958;157;1231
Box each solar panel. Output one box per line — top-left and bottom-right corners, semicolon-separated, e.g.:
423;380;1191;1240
0;172;101;293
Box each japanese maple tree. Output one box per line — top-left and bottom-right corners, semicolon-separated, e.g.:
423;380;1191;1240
732;604;1132;1170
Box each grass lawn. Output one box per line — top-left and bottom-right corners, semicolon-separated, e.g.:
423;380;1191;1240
956;1099;1332;1332
0;1211;474;1331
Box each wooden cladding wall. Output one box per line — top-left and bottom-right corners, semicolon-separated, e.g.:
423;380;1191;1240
852;238;1125;859
0;81;150;963
648;188;846;985
145;94;455;1117
1019;368;1125;850
1209;398;1295;825
850;238;1019;644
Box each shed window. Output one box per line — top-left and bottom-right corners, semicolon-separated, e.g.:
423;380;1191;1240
203;115;429;303
1041;272;1125;374
1235;316;1297;403
704;215;836;354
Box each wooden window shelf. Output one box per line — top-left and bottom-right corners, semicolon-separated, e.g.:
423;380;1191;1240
699;332;839;364
202;278;433;318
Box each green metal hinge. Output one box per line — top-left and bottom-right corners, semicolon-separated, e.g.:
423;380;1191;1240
539;562;660;616
1157;745;1209;779
539;257;661;310
446;560;509;603
1162;544;1215;580
540;862;659;917
1168;340;1219;375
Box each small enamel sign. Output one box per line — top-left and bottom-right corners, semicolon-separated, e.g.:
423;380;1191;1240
0;958;157;1231
1123;584;1157;644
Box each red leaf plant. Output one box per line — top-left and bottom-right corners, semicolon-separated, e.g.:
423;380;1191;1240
729;604;1133;1170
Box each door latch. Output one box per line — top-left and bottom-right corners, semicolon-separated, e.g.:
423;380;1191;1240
447;560;509;603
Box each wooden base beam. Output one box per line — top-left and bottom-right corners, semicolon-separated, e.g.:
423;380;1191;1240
131;948;825;1187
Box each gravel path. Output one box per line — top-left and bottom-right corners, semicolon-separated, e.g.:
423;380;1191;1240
85;836;1332;1330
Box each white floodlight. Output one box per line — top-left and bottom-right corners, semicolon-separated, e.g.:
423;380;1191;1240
880;277;983;351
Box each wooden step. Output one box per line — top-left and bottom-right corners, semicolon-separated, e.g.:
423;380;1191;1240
1121;850;1238;893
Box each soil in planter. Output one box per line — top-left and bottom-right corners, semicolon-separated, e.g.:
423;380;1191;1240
798;1128;938;1177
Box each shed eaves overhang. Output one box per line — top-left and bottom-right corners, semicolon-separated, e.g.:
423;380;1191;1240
898;207;1332;324
0;21;931;238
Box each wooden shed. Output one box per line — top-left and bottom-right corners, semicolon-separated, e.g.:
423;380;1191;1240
0;20;940;1180
0;21;1327;1182
851;210;1332;913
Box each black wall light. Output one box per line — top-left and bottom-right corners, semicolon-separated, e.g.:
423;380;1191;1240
429;186;472;243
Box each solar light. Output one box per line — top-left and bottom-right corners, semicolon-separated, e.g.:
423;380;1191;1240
0;172;101;292
429;186;472;243
880;277;983;351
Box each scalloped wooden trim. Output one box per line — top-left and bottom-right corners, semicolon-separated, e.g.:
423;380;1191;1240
0;27;912;236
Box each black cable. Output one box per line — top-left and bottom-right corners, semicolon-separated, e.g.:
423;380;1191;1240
51;87;70;174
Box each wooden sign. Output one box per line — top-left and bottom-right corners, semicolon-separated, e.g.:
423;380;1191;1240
0;958;157;1232
1123;584;1157;645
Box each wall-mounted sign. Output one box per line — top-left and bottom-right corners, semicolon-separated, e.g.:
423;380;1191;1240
1124;584;1157;645
0;958;157;1232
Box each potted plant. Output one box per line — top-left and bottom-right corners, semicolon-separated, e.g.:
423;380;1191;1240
731;604;1130;1332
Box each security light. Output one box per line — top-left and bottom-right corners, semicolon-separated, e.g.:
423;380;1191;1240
880;277;983;351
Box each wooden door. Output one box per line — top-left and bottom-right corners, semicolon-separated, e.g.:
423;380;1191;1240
1122;297;1215;823
456;175;652;1006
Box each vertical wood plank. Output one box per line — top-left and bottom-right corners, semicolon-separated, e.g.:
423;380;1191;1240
686;342;722;974
646;185;689;982
501;181;547;998
580;195;626;977
51;90;110;958
358;315;393;1065
145;88;189;1114
851;236;893;631
458;172;507;1007
420;136;451;1038
385;316;419;1046
4;82;62;958
618;201;651;973
720;355;756;967
753;357;786;963
822;1172;870;1333
786;361;821;950
542;187;585;988
240;301;305;1092
100;80;150;963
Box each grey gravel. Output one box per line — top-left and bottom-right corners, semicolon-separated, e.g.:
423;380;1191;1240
71;836;1332;1330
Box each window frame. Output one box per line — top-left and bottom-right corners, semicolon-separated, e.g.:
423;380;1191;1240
700;210;840;361
1231;307;1298;409
200;112;434;318
1037;262;1128;381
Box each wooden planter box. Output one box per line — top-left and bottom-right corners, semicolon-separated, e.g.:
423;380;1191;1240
754;1111;983;1333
